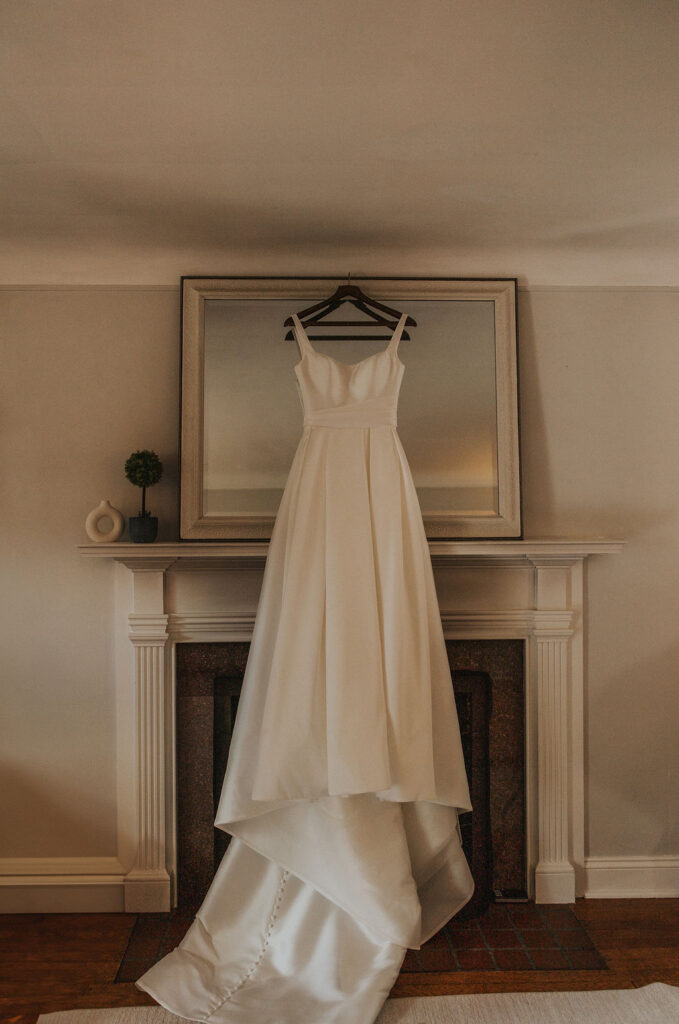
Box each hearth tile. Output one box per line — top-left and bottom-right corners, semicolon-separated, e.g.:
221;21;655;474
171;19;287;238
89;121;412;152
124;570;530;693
114;903;609;980
481;928;522;948
446;918;478;931
541;905;580;928
506;904;544;927
456;948;495;970
530;948;570;969
493;948;532;969
478;904;512;927
418;946;457;971
518;928;557;949
447;927;484;949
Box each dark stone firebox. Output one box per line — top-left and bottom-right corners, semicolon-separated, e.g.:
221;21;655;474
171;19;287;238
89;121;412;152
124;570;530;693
175;639;525;916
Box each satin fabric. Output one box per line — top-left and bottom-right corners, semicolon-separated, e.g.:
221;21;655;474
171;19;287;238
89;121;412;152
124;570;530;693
225;315;471;806
137;313;474;1023
139;838;409;1024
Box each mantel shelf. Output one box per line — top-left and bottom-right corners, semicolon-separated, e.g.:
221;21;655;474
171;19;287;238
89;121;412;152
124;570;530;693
78;539;625;570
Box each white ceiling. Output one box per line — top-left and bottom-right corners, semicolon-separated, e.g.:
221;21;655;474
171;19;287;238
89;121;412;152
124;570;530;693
2;0;678;285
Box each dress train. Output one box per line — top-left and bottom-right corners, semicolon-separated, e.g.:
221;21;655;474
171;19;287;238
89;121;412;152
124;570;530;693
138;819;472;1024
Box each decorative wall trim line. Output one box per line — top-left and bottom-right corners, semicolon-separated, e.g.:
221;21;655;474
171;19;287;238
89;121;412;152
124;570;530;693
7;856;676;907
0;284;179;292
170;558;269;572
167;611;573;643
441;611;534;637
79;540;626;564
2;284;678;294
0;878;125;913
129;612;170;645
433;556;540;569
170;613;256;641
519;285;679;294
0;856;127;911
0;874;124;888
584;856;679;898
0;856;125;877
169;610;541;642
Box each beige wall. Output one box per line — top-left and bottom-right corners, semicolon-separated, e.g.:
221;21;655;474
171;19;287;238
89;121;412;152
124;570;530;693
519;288;679;857
0;288;180;857
1;285;677;867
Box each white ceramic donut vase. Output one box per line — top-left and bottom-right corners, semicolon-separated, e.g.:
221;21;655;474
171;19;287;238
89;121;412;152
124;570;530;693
85;499;125;543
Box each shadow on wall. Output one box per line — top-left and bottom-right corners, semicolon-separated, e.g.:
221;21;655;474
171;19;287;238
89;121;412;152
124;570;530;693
0;764;118;860
586;634;679;859
514;291;556;536
0;164;422;252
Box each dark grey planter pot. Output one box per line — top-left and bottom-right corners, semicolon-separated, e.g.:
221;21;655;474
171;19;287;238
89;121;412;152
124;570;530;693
129;516;158;543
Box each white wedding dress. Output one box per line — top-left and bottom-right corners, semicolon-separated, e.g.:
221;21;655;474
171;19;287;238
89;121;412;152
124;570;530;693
137;313;474;1024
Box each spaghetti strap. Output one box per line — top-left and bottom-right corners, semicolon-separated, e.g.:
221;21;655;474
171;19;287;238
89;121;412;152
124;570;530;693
291;314;314;358
388;313;408;354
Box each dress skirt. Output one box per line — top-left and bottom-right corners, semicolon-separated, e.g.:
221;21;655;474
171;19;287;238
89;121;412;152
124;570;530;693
137;413;474;1023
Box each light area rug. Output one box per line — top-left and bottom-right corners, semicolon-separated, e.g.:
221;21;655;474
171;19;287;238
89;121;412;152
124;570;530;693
36;984;679;1024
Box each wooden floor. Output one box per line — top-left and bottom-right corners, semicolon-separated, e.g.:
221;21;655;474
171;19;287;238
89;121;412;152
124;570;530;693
1;899;678;1023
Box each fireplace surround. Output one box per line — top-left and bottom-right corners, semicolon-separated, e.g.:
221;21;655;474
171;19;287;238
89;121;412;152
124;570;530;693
79;538;623;912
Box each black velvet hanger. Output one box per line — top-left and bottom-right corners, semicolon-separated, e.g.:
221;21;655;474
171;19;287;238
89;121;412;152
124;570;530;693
284;283;416;341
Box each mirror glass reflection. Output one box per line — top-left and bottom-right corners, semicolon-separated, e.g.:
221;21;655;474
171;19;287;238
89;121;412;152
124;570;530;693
203;298;498;519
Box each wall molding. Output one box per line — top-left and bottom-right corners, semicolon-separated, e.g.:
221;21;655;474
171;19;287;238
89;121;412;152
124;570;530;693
0;856;126;912
0;284;179;291
584;856;679;898
4;855;678;909
0;856;125;876
2;284;679;294
518;285;679;293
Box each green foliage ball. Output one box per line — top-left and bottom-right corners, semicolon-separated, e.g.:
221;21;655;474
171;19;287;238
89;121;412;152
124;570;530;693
124;450;163;489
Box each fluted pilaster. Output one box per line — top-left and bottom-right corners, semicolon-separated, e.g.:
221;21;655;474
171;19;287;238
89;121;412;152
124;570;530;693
530;557;578;903
123;565;172;911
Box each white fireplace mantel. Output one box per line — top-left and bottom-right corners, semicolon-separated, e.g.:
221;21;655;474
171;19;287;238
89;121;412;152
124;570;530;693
79;538;624;912
80;538;624;567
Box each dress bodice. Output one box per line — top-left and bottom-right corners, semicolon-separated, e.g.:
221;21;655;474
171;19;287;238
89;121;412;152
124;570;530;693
292;313;407;428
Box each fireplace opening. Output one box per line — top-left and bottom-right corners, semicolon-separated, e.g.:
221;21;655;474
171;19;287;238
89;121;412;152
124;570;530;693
175;640;525;915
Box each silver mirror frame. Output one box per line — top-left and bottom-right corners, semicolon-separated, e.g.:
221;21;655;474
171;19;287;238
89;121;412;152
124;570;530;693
180;277;521;540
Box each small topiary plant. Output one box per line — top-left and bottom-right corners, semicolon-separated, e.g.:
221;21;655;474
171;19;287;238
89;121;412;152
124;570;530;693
124;449;163;518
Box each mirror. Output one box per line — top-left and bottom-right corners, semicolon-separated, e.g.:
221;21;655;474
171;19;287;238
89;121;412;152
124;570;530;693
181;277;520;539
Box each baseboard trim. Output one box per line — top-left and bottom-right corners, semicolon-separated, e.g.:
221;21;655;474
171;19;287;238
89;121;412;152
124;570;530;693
0;856;125;876
584;855;679;898
3;855;678;910
0;856;126;912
